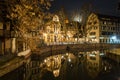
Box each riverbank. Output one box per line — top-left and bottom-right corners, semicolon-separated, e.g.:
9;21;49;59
0;55;25;77
34;43;120;55
109;48;120;55
106;48;120;63
0;44;120;77
0;49;31;77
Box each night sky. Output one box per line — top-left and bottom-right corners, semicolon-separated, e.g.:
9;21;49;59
50;0;120;16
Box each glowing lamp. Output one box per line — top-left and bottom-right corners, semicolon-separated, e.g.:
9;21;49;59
111;36;116;40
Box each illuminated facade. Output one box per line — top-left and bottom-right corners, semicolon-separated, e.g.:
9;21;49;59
43;15;62;45
86;13;120;43
65;21;79;42
43;15;79;45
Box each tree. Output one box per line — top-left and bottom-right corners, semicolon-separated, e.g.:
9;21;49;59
75;2;95;43
57;8;68;29
5;0;53;51
70;9;83;42
70;3;94;42
57;8;69;42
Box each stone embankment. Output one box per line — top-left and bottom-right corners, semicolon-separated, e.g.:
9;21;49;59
0;49;31;77
34;43;120;55
106;48;120;63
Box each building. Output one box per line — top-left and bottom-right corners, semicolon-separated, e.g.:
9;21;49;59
0;21;13;55
0;0;17;55
0;0;11;55
65;21;79;42
43;15;62;45
43;14;80;45
86;13;120;43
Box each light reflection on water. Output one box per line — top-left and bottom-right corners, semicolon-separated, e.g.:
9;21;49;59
36;50;120;80
1;50;120;80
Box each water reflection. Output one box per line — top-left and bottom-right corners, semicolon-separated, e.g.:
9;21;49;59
86;51;101;78
40;55;61;77
32;50;120;80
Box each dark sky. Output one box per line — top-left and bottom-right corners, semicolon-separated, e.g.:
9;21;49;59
50;0;120;16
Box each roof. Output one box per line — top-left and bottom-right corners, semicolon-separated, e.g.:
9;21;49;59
93;13;120;21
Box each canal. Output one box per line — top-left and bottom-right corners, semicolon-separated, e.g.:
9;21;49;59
0;49;120;80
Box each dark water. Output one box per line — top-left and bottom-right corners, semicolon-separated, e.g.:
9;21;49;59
1;50;120;80
0;65;26;80
31;50;120;80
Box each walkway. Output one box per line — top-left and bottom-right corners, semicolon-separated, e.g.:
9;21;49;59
34;43;120;55
0;55;25;77
0;54;15;66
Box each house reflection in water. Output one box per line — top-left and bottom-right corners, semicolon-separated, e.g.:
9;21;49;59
86;51;101;78
40;55;62;77
31;50;120;80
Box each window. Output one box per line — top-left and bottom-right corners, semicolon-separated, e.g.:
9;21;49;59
90;32;96;35
61;26;63;31
104;21;106;24
0;30;3;36
94;21;97;24
102;26;106;30
0;22;3;29
94;26;97;30
90;57;96;60
102;31;107;35
101;26;103;30
88;22;92;25
113;27;115;30
6;22;10;30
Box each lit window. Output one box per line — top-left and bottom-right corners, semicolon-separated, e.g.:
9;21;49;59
88;22;92;25
94;21;97;24
104;21;107;24
90;32;96;35
94;26;97;30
